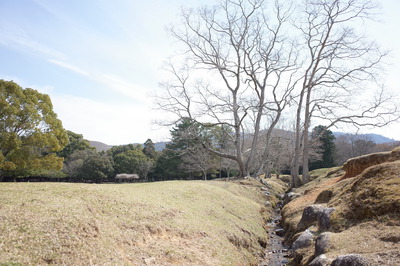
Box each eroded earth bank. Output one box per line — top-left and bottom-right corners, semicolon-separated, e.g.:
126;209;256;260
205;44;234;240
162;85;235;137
261;146;400;265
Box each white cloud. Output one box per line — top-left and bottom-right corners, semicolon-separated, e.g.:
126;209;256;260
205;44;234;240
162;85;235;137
47;58;151;104
48;59;89;77
0;24;66;60
98;74;150;103
48;59;150;102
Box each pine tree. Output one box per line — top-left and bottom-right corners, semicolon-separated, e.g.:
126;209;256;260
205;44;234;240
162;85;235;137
310;125;336;170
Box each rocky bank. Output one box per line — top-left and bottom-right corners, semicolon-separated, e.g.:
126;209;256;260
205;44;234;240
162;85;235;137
263;146;400;265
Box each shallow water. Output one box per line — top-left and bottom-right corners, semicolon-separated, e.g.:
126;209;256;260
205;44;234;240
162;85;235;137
260;200;291;266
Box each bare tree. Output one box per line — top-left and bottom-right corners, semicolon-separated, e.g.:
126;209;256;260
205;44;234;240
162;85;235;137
290;0;399;186
256;129;294;178
154;0;298;177
180;146;218;180
137;159;154;181
334;133;375;164
154;0;398;183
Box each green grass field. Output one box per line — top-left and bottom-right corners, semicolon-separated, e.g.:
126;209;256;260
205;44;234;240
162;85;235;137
0;180;270;265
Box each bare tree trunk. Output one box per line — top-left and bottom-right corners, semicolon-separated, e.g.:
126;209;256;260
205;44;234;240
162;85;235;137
302;87;312;183
234;97;247;177
265;165;271;179
256;128;272;177
219;157;222;179
291;142;303;188
256;107;285;176
245;97;264;177
291;84;305;188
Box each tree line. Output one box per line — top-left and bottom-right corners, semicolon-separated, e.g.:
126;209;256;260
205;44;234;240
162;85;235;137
0;80;234;182
0;79;397;183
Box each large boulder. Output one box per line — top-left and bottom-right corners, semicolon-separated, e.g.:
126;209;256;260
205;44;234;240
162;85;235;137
283;192;301;205
297;204;326;231
309;254;332;266
297;204;336;232
331;254;370;266
318;208;335;231
315;232;333;256
291;229;314;250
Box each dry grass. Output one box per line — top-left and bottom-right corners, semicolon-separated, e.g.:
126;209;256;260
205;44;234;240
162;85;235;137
325;221;400;264
0;180;269;265
264;176;288;195
329;160;400;230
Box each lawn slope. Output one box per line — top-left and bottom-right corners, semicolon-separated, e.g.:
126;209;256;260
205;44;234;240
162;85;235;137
0;180;269;265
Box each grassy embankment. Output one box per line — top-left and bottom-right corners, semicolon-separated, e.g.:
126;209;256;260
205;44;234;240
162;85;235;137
1;180;273;265
282;162;400;265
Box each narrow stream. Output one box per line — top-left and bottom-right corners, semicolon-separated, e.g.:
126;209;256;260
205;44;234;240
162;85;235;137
260;200;291;266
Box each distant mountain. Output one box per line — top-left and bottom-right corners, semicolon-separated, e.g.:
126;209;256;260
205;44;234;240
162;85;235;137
89;141;168;152
362;134;398;144
333;132;397;144
89;141;113;152
154;141;168;151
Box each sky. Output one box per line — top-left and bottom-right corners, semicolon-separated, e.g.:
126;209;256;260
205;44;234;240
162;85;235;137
0;0;399;145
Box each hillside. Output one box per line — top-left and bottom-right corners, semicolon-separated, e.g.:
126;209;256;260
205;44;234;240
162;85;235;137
281;147;400;265
333;132;398;144
89;140;113;152
89;141;167;152
0;180;275;265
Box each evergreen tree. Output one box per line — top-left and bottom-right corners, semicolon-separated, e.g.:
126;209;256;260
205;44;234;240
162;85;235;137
153;118;195;180
0;80;68;180
153;148;184;180
310;125;336;170
113;148;147;175
79;154;114;183
58;130;95;159
143;139;157;159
